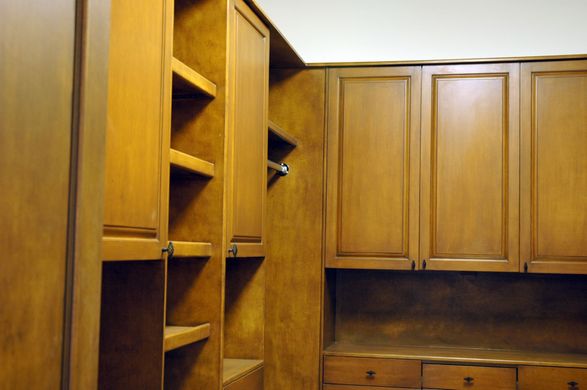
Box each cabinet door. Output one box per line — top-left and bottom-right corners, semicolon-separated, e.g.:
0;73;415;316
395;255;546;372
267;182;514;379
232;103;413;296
102;0;171;260
325;67;421;270
226;0;269;258
420;64;519;272
521;60;587;274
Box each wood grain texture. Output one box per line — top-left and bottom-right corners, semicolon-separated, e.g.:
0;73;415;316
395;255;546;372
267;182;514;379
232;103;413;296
98;261;165;389
520;60;587;274
225;0;269;257
423;364;516;390
326;67;421;270
224;365;264;390
265;68;327;390
165;0;229;387
223;359;264;385
333;270;587;354
420;63;519;272
0;0;75;387
324;386;415;390
103;0;171;260
519;366;587;389
323;356;421;388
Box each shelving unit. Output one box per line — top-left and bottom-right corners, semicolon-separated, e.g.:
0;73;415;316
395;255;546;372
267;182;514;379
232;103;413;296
172;57;217;98
171;241;213;258
169;148;215;177
164;323;211;352
268;119;298;147
222;359;264;386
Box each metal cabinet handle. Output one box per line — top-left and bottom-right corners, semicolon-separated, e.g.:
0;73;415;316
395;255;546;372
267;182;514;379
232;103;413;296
228;243;238;258
568;381;578;389
464;376;474;384
162;241;174;259
365;370;376;378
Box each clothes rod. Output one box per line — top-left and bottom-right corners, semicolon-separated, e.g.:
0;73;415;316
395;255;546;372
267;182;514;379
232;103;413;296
267;160;289;176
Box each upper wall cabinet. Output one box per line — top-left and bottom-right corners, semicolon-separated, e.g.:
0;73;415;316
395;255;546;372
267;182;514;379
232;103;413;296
420;64;520;272
226;0;269;258
521;60;587;274
102;0;171;260
325;67;422;270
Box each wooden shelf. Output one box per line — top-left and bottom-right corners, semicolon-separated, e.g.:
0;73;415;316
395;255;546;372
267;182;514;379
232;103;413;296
223;358;264;386
171;241;212;259
172;57;216;98
170;149;214;178
268;120;298;147
164;323;211;352
324;342;587;369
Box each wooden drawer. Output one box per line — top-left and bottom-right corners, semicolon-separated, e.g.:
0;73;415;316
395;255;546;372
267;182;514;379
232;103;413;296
224;367;263;390
323;356;421;388
422;364;516;390
519;366;587;389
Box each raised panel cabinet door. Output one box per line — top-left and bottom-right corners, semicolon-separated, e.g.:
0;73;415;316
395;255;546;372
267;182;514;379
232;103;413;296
325;67;421;270
420;64;520;272
226;0;269;258
521;60;587;274
102;0;172;260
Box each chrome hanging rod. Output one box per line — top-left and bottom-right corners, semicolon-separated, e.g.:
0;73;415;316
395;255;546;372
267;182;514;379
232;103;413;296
267;160;289;176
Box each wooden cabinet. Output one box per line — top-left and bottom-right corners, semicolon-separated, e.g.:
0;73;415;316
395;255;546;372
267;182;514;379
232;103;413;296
519;366;587;389
420;64;520;272
325;67;421;270
520;60;587;274
102;0;171;260
323;356;421;388
422;364;516;390
226;0;269;258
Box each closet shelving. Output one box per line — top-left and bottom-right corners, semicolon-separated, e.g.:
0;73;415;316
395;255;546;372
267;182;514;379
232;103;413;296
170;240;213;258
222;359;264;386
164;323;211;352
169;148;215;177
268;119;298;147
172;57;217;98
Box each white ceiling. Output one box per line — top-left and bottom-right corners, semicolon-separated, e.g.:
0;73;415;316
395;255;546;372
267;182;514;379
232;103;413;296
255;0;587;64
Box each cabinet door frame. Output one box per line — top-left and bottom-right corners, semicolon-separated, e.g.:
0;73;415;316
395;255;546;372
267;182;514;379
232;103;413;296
225;0;270;258
102;0;172;261
420;63;520;272
521;60;587;274
325;66;421;270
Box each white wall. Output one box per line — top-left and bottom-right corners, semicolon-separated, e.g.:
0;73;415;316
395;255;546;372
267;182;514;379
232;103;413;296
256;0;587;63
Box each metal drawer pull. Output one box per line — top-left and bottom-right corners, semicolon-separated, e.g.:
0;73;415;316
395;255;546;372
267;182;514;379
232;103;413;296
365;370;376;378
568;381;578;389
464;376;474;384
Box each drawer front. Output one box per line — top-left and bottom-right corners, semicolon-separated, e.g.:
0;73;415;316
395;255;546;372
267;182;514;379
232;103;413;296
325;385;415;390
224;367;263;390
324;356;421;387
423;364;516;390
519;366;587;390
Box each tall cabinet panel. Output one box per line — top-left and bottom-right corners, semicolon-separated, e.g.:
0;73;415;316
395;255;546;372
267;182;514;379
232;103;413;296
521;60;587;274
226;0;269;258
420;64;519;272
325;67;421;270
102;0;171;260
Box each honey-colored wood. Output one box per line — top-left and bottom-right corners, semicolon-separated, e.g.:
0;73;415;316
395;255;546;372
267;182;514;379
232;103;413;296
422;364;516;390
171;241;213;258
519;366;587;389
324;386;415;390
325;66;421;270
0;0;76;386
224;366;264;390
98;262;165;389
520;60;587;274
265;69;327;390
170;148;215;177
164;324;211;352
325;342;587;369
223;359;264;385
420;63;519;272
172;57;217;98
323;356;421;388
103;0;171;261
225;0;269;258
165;0;230;387
268;119;299;146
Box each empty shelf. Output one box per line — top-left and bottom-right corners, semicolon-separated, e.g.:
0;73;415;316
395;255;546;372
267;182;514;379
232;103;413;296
172;57;216;98
170;149;214;178
268;120;298;147
164;323;211;352
171;241;212;258
223;358;264;386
